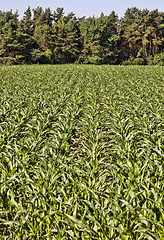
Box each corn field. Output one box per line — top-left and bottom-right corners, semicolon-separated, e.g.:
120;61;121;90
0;65;164;240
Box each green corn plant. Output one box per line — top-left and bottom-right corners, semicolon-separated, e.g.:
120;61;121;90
0;64;164;239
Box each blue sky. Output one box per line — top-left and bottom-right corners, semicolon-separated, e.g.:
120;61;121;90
1;0;164;19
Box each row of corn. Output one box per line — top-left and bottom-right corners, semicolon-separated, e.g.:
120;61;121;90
0;65;164;239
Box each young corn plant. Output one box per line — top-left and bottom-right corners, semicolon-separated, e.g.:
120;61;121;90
0;65;164;239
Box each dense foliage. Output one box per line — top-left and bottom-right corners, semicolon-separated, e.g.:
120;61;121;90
0;65;164;239
0;6;164;65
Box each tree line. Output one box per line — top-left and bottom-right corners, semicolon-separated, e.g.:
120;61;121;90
0;6;164;65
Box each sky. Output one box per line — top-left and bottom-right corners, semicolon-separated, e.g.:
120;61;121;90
1;0;164;19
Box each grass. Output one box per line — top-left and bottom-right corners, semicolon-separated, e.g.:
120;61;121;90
0;64;164;239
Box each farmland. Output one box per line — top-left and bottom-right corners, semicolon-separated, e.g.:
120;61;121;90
0;65;164;239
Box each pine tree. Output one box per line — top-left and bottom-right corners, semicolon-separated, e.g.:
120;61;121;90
0;10;19;64
13;7;35;64
43;8;53;27
119;7;142;59
101;11;119;64
53;8;64;24
32;7;44;27
53;17;79;63
80;17;102;64
151;10;162;55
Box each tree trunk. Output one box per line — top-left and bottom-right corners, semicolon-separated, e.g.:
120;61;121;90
149;36;151;55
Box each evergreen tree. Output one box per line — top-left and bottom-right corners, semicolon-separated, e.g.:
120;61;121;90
119;7;142;59
32;7;44;27
43;8;53;27
53;17;79;63
0;5;163;65
15;20;35;64
158;12;164;53
80;12;119;64
53;8;64;24
0;10;18;64
151;9;162;55
12;7;35;64
101;11;119;64
80;17;102;64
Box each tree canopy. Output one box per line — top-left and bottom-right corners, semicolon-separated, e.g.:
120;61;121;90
0;6;164;65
